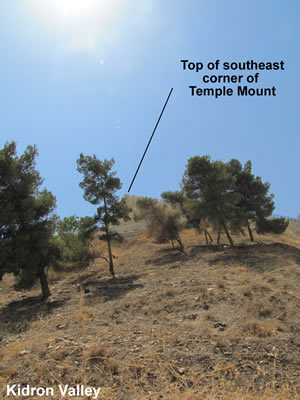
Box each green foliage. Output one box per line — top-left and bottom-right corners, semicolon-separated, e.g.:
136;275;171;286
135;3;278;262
77;154;131;277
136;197;185;253
161;191;185;208
161;157;287;245
0;141;58;297
181;155;242;246
55;215;96;267
228;158;274;220
228;159;287;239
162;190;213;244
256;217;289;235
169;262;181;269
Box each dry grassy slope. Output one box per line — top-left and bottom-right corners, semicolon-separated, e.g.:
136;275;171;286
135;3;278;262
0;221;299;400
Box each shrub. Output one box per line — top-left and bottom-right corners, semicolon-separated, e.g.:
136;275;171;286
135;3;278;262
56;215;95;268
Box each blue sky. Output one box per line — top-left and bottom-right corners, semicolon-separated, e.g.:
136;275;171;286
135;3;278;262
0;0;299;218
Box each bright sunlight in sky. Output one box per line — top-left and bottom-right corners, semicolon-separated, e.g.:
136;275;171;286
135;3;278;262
51;0;101;17
31;0;120;22
28;0;125;53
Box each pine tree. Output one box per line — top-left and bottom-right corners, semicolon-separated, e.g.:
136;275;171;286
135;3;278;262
0;142;58;298
76;155;130;278
256;217;289;235
182;156;242;246
228;159;288;241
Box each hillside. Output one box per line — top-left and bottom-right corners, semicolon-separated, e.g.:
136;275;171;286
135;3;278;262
0;222;299;399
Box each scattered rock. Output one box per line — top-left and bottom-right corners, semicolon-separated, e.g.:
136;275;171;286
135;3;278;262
213;322;227;329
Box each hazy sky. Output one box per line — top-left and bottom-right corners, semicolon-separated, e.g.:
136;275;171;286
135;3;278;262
0;0;299;218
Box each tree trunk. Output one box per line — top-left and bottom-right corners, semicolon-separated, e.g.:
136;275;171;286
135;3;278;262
219;217;234;246
247;221;254;242
107;237;115;278
39;267;51;299
204;231;209;245
206;230;213;244
103;196;115;278
175;235;186;255
217;231;221;245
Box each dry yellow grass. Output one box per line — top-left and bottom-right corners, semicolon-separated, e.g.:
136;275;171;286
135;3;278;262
0;221;299;399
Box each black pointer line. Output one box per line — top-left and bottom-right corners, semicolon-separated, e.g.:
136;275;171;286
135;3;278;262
128;88;174;192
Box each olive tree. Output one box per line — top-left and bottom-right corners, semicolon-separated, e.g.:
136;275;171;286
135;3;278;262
136;197;186;254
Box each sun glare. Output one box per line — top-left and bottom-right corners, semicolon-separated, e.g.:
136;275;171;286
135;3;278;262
29;0;124;54
53;0;99;18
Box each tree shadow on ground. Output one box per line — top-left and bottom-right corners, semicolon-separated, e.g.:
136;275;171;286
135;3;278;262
189;244;228;257
206;242;300;271
0;296;67;335
80;274;144;304
70;271;98;285
149;247;187;266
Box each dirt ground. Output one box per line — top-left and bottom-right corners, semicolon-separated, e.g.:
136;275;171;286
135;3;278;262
0;222;299;399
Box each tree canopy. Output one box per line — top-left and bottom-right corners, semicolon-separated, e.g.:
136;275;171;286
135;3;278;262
181;155;242;246
163;155;288;247
77;154;130;277
0;141;58;298
228;159;288;240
